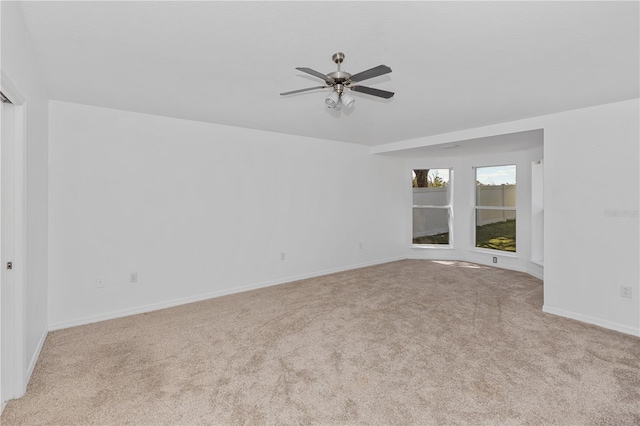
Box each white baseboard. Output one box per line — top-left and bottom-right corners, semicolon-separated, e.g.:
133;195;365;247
527;262;544;280
27;328;48;384
407;252;543;280
527;269;543;280
44;256;636;355
48;256;406;331
543;305;639;337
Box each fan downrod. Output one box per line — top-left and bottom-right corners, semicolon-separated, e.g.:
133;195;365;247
328;52;351;83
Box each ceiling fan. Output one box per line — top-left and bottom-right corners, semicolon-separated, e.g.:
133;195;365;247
280;52;394;110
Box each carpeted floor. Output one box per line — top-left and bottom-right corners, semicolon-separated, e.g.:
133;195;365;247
2;260;639;425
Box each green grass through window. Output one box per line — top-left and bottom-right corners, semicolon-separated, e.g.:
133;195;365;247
476;219;516;252
412;219;516;252
412;233;449;245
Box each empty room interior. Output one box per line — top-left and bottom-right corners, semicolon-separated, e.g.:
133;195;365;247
1;1;639;424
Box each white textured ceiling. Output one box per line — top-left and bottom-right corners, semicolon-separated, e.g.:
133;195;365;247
18;1;639;146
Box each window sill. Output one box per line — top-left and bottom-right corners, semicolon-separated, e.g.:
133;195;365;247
411;244;453;250
471;247;518;258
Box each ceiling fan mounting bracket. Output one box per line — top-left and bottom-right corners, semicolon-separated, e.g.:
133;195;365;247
332;52;345;64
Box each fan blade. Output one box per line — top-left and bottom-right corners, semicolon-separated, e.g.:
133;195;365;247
349;65;392;83
351;85;394;99
349;65;391;82
295;67;334;83
280;86;327;96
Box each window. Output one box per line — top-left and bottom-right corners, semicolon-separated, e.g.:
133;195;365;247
412;169;451;245
475;165;516;252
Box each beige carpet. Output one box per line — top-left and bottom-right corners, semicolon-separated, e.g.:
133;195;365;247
2;260;639;425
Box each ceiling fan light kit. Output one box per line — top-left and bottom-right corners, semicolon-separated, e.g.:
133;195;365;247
325;90;340;108
280;52;394;111
341;91;355;109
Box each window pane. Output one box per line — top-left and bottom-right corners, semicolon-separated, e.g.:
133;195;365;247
412;169;450;206
476;165;516;207
475;209;516;252
413;208;450;245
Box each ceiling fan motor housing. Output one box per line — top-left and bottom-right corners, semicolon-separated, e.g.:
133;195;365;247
327;72;352;86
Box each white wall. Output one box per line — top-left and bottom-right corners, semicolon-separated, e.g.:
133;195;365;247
48;101;406;329
50;99;638;335
543;100;639;335
1;1;49;384
406;147;543;277
374;98;640;336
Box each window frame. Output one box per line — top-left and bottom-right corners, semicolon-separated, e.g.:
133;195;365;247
411;168;453;249
473;164;517;254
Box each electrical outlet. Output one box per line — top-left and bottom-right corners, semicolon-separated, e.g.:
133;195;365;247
493;257;497;264
280;252;286;261
96;276;105;288
620;286;632;299
130;272;138;283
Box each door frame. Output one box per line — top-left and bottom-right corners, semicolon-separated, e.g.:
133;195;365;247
0;70;27;406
